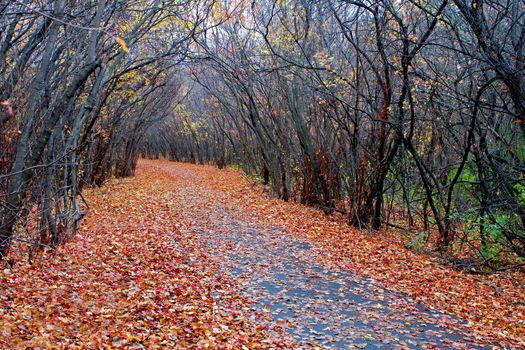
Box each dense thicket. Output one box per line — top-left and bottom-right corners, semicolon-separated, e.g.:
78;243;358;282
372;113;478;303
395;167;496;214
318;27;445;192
145;0;525;263
1;0;525;265
0;0;214;258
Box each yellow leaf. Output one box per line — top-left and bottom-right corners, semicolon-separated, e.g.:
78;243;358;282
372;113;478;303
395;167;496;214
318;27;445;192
115;36;129;53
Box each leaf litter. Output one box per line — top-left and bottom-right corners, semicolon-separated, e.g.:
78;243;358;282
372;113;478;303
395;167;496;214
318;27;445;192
1;159;524;349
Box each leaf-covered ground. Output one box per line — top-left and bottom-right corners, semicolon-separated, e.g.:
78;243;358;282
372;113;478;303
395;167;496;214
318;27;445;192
1;159;524;349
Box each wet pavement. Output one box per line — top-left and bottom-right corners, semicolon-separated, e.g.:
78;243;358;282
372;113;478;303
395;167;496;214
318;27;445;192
164;164;492;349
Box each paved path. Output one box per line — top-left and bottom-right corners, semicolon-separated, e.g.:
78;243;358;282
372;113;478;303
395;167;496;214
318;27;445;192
160;162;489;349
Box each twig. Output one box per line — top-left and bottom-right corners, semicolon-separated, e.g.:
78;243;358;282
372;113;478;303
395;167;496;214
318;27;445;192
314;204;347;215
382;220;411;231
489;262;525;272
473;277;502;296
12;0;110;32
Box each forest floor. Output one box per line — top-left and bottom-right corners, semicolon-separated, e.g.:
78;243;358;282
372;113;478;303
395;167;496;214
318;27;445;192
1;159;524;349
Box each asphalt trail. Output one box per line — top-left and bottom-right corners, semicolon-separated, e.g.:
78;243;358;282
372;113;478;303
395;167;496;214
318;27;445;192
161;162;489;349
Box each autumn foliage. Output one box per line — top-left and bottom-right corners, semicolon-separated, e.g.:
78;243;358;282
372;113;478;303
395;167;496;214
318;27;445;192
1;160;523;348
0;161;297;349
